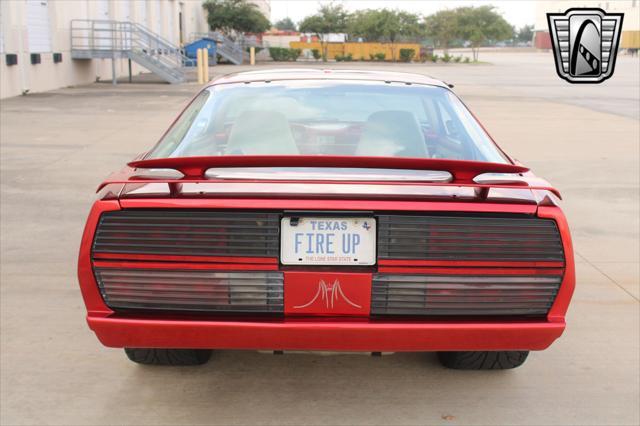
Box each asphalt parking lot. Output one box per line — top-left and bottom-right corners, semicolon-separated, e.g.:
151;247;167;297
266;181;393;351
1;52;638;425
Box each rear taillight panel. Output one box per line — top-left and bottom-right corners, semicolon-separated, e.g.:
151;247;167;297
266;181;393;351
89;210;566;317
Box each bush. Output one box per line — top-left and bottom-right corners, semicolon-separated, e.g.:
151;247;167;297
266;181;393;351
269;47;301;61
311;49;321;60
335;53;353;62
430;54;439;63
268;47;287;61
289;48;302;61
463;56;470;63
399;48;415;63
369;52;386;61
453;55;462;63
442;53;453;63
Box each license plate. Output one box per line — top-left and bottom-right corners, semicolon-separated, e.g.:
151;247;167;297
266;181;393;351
280;217;376;265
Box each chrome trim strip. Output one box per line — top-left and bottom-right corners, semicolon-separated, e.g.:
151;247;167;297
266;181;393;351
205;167;453;183
473;173;527;185
178;182;478;199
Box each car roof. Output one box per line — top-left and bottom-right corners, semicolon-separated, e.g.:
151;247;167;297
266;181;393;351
208;68;451;88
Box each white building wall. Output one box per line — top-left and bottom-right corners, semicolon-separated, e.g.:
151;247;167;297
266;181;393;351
137;0;148;28
167;0;176;44
263;34;300;48
0;0;215;99
182;0;209;41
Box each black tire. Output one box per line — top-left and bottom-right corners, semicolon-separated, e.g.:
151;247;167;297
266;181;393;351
124;348;212;366
437;351;529;370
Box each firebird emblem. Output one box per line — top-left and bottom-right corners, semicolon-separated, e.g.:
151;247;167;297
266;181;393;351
294;279;362;309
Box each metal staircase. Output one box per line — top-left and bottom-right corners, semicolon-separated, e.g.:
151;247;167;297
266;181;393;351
70;20;188;84
214;32;244;65
189;31;245;65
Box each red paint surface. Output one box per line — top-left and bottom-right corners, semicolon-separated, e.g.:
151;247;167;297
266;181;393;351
87;315;566;351
118;198;538;214
284;272;372;316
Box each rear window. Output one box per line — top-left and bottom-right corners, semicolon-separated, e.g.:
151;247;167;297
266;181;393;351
146;80;508;163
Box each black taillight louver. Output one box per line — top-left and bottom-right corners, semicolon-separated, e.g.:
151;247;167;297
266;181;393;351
92;210;280;258
371;274;562;316
377;215;564;262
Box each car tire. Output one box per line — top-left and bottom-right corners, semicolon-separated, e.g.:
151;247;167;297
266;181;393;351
124;348;212;366
437;351;529;370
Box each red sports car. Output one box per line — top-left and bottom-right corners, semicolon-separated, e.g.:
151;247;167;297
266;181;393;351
78;69;575;369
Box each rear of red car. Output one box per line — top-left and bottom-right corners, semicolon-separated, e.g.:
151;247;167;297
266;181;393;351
78;173;574;367
77;72;575;369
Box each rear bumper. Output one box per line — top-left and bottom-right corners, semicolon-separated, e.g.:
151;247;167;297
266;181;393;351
88;315;565;352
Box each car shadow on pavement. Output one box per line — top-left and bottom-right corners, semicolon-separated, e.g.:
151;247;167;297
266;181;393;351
99;350;520;425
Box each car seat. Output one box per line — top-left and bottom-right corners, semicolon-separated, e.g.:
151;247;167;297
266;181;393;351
356;110;428;158
225;110;299;155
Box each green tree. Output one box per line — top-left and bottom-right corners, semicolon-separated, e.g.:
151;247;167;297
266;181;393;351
299;3;349;61
349;10;384;42
202;0;270;35
349;9;420;61
274;17;297;32
423;10;459;55
516;24;534;44
456;6;513;61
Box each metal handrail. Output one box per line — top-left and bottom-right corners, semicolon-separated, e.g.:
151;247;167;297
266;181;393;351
186;30;245;64
70;19;189;66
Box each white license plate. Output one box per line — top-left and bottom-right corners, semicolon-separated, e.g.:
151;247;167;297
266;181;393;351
280;217;376;265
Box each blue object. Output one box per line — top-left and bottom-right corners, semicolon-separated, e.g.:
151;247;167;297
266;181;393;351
183;38;217;66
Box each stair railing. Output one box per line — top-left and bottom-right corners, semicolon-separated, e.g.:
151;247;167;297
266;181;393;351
71;19;190;69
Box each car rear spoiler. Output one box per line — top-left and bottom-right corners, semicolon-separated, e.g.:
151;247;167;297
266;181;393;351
128;155;529;183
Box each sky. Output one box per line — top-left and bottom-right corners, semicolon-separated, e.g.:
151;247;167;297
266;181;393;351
270;0;537;29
